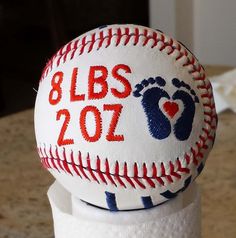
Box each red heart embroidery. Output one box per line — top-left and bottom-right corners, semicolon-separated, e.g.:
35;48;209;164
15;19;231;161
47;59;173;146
163;101;179;118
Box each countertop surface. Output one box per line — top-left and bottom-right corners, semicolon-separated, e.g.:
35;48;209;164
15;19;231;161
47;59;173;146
0;66;236;238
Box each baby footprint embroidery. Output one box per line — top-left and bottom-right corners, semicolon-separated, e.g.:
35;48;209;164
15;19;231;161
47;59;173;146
172;78;199;140
133;76;199;141
133;77;171;140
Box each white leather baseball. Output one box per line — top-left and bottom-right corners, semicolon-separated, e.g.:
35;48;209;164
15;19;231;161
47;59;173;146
34;24;217;210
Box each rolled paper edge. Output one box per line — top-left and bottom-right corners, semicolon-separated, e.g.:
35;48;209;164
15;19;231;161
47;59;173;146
48;181;201;238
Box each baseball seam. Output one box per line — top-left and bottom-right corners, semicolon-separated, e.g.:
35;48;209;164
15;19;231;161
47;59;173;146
37;25;217;189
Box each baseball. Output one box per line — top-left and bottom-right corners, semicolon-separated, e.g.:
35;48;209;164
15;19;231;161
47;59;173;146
34;24;217;210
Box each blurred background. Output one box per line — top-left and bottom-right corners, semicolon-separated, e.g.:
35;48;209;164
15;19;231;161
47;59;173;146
1;0;236;117
0;0;149;117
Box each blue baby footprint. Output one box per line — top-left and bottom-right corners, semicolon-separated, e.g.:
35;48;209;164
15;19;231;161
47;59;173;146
133;77;171;140
172;78;199;141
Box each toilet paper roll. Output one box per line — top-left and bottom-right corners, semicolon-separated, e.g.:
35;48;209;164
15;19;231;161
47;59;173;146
48;181;201;238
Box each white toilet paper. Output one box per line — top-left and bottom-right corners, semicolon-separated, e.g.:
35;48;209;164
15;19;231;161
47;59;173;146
210;68;236;113
48;181;201;238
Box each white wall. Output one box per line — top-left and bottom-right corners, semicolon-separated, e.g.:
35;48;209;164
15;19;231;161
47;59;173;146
149;0;236;66
149;0;176;37
175;0;193;50
193;0;236;66
149;0;193;50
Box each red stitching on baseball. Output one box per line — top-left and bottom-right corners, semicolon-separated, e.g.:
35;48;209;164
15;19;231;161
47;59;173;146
88;33;96;53
86;153;99;183
176;159;190;174
42;147;50;169
70;39;79;59
152;163;164;186
70;150;82;178
185;154;191;165
124;28;130;45
124;162;136;188
78;151;90;180
98;31;105;48
79;36;87;55
96;156;107;184
133;163;146;189
62;148;73;175
116;28;122;46
114;161;126;188
191;148;198;166
133;28;139;45
176;52;184;61
105;159;117;186
166;175;174;183
106;29;112;48
37;144;201;189
169;161;181;179
161;162;165;176
55;147;65;172
38;25;216;189
198;83;211;90
143;163;156;188
49;146;59;172
63;41;72;63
